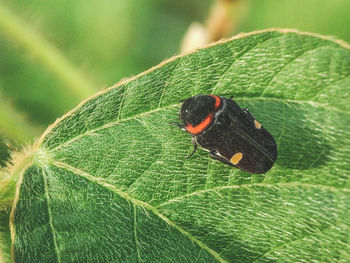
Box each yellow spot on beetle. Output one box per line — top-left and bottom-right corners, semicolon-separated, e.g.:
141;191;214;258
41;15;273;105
254;120;261;129
230;152;243;165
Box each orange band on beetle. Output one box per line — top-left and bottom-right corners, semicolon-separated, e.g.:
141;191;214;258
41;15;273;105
209;95;221;109
186;113;213;134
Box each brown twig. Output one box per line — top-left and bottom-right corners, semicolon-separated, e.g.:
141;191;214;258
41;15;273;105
181;0;244;53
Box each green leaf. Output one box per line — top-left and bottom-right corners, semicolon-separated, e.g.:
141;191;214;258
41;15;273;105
8;30;350;262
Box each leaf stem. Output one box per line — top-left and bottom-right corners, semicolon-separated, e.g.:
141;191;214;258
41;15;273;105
205;0;240;42
0;147;35;210
0;2;97;100
180;0;247;52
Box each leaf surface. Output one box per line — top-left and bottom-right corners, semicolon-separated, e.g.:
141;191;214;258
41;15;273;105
10;30;350;262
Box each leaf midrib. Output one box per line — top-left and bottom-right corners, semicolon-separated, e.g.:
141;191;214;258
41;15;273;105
45;96;348;155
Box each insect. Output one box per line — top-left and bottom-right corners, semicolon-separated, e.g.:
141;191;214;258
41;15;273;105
173;94;277;174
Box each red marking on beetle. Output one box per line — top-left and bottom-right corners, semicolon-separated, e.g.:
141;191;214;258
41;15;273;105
186;113;214;134
209;95;221;109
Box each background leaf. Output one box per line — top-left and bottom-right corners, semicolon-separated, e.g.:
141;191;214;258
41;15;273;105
242;0;350;44
9;30;350;262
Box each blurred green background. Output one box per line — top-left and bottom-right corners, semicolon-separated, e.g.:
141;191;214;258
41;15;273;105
0;0;350;258
0;0;350;164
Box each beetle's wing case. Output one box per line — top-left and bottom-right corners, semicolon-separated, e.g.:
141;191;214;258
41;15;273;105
195;97;277;174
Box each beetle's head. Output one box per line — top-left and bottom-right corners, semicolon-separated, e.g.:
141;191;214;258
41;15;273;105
179;95;218;126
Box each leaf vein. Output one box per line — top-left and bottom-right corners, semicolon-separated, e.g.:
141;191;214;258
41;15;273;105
157;182;350;207
125;117;162;191
293;46;349;101
133;204;142;263
310;75;350;102
235;97;349;114
252;223;337;263
157;58;182;108
42;168;61;263
48;103;180;153
48;96;348;154
116;87;126;121
261;43;331;96
51;161;228;263
211;34;283;94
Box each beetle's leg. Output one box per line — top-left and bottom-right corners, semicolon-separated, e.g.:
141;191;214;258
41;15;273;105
170;122;186;131
186;137;197;159
209;150;235;167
